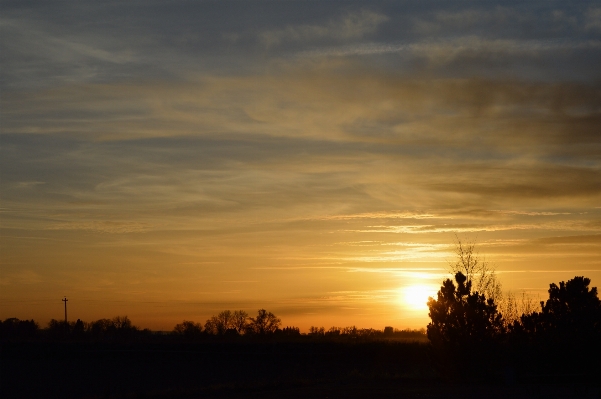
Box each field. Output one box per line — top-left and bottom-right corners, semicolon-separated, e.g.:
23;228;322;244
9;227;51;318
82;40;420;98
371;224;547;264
2;339;600;399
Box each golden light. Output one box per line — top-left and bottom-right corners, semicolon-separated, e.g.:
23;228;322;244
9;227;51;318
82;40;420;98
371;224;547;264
402;285;437;311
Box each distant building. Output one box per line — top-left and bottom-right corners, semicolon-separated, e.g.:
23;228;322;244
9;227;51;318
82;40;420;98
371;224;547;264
384;326;394;335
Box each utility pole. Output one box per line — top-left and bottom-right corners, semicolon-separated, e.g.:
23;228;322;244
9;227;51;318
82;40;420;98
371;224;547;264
62;296;68;324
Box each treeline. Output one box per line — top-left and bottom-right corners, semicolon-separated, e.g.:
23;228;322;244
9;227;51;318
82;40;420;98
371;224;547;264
172;308;426;340
0;308;426;343
177;309;281;336
306;326;426;340
0;315;149;342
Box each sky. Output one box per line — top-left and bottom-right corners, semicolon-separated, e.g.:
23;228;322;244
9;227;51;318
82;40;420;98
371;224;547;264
1;0;601;331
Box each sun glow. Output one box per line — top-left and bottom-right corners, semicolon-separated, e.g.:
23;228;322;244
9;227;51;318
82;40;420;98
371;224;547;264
402;285;437;311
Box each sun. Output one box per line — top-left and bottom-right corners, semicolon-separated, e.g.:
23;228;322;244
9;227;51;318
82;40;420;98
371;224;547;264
402;285;436;311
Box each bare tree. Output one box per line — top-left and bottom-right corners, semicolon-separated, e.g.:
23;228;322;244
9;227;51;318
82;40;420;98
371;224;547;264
204;310;234;335
342;326;358;336
173;320;203;337
309;326;325;336
216;310;232;331
449;235;502;302
112;316;133;330
231;310;248;334
247;309;281;334
498;291;538;326
449;236;541;327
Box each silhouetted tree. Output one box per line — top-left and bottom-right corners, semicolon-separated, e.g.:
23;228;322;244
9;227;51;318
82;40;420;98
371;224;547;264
498;291;537;327
506;276;601;378
86;316;138;341
326;326;342;337
246;309;281;334
427;272;505;348
205;310;235;335
112;316;132;330
173;320;203;338
0;318;39;340
46;319;70;339
71;319;87;339
109;316;138;340
280;326;301;336
449;236;502;302
514;276;601;342
341;325;358;337
89;318;113;339
231;310;248;334
309;326;325;336
427;272;505;379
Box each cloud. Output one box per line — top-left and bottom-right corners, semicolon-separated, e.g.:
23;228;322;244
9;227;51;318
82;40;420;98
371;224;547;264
2;69;601;233
45;221;153;234
318;211;437;220
0;16;137;89
260;10;388;47
6;68;600;153
299;37;601;59
16;181;46;188
534;234;601;245
422;163;601;200
585;8;601;32
411;6;581;37
0;270;43;285
493;210;571;216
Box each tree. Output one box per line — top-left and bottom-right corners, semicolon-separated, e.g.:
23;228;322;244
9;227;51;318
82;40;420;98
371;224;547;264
173;320;203;338
231;310;248;334
427;272;505;379
449;236;502;302
499;291;537;327
246;309;281;334
326;326;342;337
515;276;601;342
205;310;235;335
86;316;138;341
309;326;325;336
46;319;70;339
0;318;39;340
508;276;601;377
280;326;301;336
89;318;113;339
342;326;358;337
427;272;505;349
71;319;87;339
112;316;133;330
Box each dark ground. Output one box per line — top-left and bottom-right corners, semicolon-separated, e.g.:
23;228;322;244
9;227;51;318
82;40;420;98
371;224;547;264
2;340;600;399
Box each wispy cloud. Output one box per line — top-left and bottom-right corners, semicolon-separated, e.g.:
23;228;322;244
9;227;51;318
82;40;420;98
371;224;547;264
585;8;601;32
299;37;601;58
45;221;153;234
260;10;388;47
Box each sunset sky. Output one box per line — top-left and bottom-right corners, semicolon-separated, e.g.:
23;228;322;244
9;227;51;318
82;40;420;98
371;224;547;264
1;1;601;331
